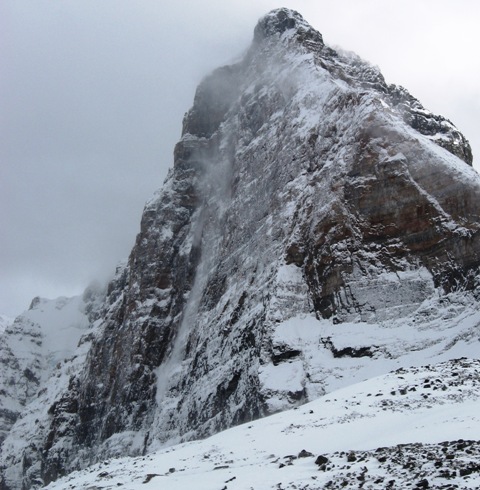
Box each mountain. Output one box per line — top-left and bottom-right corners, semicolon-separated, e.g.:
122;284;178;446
2;8;480;489
0;286;104;447
45;358;480;489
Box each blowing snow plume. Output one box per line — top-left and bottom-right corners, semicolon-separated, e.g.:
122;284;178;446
2;8;480;490
155;119;236;409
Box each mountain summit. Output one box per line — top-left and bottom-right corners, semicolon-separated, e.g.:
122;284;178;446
2;9;480;489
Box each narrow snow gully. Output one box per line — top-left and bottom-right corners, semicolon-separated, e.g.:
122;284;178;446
155;135;234;411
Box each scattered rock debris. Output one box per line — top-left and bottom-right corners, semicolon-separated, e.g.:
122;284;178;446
298;449;314;458
308;440;480;489
142;473;160;484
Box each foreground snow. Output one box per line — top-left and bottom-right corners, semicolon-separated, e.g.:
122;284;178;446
47;358;480;489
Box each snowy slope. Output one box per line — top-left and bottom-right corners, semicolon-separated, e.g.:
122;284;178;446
0;316;13;335
17;296;91;374
260;283;480;412
46;358;480;489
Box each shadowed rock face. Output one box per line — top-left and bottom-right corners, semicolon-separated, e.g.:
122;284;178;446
2;8;480;490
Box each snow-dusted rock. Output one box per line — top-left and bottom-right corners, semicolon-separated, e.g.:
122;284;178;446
2;8;480;489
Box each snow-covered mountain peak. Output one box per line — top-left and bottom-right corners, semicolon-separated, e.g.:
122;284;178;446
21;295;90;367
1;9;480;490
253;8;323;45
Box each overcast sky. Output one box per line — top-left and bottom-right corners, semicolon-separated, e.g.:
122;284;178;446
1;1;479;317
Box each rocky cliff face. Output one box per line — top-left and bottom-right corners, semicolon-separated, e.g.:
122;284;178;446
2;8;480;489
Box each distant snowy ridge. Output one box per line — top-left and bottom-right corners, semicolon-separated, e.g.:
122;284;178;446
0;316;13;335
0;285;105;447
45;358;480;489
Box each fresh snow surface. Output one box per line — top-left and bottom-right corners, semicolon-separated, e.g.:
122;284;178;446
0;315;13;334
258;285;480;411
18;296;90;373
47;358;480;490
